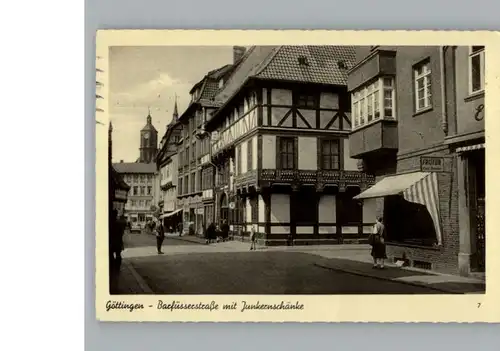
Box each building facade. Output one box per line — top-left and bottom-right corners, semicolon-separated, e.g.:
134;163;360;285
113;113;160;228
205;46;376;246
177;55;240;236
156;100;183;229
349;46;485;276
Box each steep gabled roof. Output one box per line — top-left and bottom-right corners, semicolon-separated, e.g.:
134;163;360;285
113;162;157;174
179;64;236;121
207;45;356;127
110;165;130;191
255;46;356;86
213;46;279;104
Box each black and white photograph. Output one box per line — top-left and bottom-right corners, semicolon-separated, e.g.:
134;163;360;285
95;31;497;322
95;30;500;322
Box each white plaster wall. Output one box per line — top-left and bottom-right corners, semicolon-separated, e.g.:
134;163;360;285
241;141;248;174
362;198;377;223
298;137;317;170
318;195;336;223
270;194;290;223
258;194;265;222
320;92;339;109
343;138;358;171
271;89;292;105
246;198;252;224
252;135;258;170
261;135;276;168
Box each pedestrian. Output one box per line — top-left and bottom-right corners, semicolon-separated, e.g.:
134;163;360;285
178;222;183;237
221;219;229;242
369;216;387;269
155;218;165;254
110;210;126;272
205;222;216;244
250;226;257;251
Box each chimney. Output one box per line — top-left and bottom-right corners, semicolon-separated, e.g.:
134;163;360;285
233;46;246;64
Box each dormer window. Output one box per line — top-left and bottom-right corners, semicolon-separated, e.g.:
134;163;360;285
337;60;347;70
298;56;309;66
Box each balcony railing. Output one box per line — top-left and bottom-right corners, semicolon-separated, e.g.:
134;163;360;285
232;168;375;191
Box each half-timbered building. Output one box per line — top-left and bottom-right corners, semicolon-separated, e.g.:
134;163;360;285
156;99;183;229
177;51;243;236
204;46;376;246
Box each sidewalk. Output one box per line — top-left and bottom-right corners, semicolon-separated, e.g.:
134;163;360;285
313;255;485;294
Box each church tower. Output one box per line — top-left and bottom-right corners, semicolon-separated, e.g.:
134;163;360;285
139;110;158;163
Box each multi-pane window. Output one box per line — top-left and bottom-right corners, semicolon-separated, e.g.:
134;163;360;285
184;176;188;194
279;137;295;170
190;173;196;193
414;60;432;111
236;146;241;175
147;186;152;195
296;93;316;108
320;139;340;170
133;186;138;195
351;77;395;129
140;186;145;195
197;170;202;192
469;46;485;94
185;147;190;164
383;78;394;117
178;178;183;195
247;139;253;172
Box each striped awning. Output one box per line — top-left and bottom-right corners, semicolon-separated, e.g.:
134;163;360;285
159;209;183;219
456;143;485;153
354;172;442;245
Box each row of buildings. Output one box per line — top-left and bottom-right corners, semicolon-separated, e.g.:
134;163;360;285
115;45;485;277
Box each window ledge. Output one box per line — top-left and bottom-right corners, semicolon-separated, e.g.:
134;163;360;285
464;90;485;102
351;117;397;132
413;106;433;117
386;241;442;251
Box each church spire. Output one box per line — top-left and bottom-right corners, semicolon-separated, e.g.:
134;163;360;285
173;94;179;122
146;107;152;124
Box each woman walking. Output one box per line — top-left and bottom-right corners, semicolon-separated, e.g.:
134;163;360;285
369;216;387;269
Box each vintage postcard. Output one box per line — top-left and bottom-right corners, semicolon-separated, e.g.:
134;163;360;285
95;30;500;322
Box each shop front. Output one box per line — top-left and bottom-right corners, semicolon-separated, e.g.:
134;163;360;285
456;143;485;275
354;161;456;273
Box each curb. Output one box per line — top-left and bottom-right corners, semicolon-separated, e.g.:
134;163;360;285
124;261;154;294
313;263;462;294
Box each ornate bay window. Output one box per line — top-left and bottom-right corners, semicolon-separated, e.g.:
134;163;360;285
351;76;395;129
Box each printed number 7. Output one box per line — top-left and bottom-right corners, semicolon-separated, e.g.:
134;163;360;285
477;303;482;308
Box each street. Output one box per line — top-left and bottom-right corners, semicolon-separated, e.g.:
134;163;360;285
112;232;485;295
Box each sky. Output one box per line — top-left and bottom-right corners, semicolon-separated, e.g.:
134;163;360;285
109;46;235;163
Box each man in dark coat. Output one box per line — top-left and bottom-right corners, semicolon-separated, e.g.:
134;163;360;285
155;219;165;254
221;219;229;242
110;210;126;272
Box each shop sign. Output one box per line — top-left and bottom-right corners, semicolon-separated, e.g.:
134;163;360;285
420;156;445;172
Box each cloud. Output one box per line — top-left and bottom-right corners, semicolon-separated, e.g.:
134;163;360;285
110;73;192;110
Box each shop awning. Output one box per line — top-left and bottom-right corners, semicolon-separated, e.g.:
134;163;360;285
456;143;485;153
159;209;183;219
354;172;442;245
